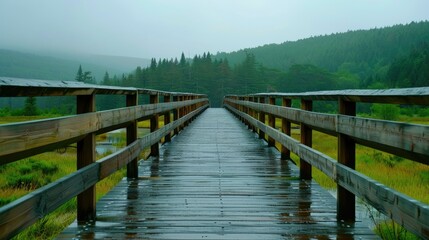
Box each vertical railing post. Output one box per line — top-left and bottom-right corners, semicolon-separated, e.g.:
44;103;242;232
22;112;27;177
180;96;185;130
300;99;312;180
258;96;266;140
76;94;96;223
337;99;356;222
268;97;276;147
251;97;257;133
239;97;244;123
164;95;171;142
126;93;138;178
150;93;159;157
281;98;292;160
184;95;189;126
173;95;179;135
244;96;251;129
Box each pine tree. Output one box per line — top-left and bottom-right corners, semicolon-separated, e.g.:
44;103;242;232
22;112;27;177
75;65;84;82
24;97;38;116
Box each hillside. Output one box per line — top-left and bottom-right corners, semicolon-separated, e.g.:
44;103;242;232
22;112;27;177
0;49;150;81
215;21;429;80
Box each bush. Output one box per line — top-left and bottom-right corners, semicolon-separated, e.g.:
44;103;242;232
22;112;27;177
371;103;400;120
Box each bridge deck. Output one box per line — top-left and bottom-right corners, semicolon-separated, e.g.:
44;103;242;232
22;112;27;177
59;108;376;239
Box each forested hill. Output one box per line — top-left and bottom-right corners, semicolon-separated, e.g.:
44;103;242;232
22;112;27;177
215;21;429;79
0;49;150;81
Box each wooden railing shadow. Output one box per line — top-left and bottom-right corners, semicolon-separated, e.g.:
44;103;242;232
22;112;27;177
0;77;209;239
224;87;429;239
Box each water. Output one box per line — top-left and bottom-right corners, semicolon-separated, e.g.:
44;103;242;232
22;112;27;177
96;128;150;155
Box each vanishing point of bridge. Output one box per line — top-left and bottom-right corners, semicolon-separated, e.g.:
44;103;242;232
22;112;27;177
0;78;428;239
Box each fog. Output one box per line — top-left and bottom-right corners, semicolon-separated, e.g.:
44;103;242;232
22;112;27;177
0;0;428;59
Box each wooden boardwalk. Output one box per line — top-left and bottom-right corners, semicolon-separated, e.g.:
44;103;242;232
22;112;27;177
59;108;376;239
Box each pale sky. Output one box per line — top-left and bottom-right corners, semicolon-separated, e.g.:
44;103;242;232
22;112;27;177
0;0;428;59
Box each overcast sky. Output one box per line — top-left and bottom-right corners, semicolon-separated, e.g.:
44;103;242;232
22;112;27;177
0;0;428;59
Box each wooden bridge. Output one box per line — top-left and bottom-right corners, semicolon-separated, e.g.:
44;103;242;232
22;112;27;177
0;77;428;239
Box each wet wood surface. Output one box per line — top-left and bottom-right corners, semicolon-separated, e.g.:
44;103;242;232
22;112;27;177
58;108;376;239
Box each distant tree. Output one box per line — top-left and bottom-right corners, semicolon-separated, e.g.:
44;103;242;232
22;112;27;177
83;71;95;83
23;97;38;116
102;71;111;85
75;65;83;82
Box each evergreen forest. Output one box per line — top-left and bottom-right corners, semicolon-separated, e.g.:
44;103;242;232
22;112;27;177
1;21;429;110
101;21;429;108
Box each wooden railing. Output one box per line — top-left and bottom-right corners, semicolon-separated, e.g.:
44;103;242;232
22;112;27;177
224;87;429;239
0;77;209;239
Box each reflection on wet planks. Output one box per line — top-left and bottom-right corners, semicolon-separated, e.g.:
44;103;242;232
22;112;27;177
58;108;377;239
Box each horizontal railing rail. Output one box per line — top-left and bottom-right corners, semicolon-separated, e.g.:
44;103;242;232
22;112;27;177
223;87;429;239
0;77;209;239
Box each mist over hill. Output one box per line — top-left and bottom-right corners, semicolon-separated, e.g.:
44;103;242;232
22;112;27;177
0;49;150;81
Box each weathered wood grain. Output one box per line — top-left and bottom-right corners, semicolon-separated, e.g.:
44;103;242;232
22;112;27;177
225;98;429;165
126;94;139;179
225;103;429;239
76;94;96;223
337;99;356;222
0;77;208;97
0;98;208;164
227;87;429;105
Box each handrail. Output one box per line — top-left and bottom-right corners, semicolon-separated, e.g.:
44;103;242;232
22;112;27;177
223;88;429;239
0;77;209;239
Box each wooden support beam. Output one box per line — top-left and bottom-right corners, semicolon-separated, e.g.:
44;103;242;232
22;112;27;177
268;97;276;147
164;95;171;142
337;99;356;222
258;97;266;139
251;97;257;132
281;98;292;160
300;99;312;180
150;94;159;157
76;94;96;223
173;96;179;135
126;94;138;179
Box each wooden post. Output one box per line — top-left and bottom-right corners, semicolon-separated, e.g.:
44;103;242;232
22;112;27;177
251;97;257;133
173;96;179;135
281;98;292;160
258;97;266;139
239;97;244;123
126;94;138;178
76;94;96;223
150;94;159;157
300;99;312;180
184;96;189;126
245;97;251;129
179;96;184;131
164;95;171;142
337;99;356;222
268;97;275;147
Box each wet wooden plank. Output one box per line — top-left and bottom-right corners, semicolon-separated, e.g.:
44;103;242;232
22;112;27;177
58;108;376;239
